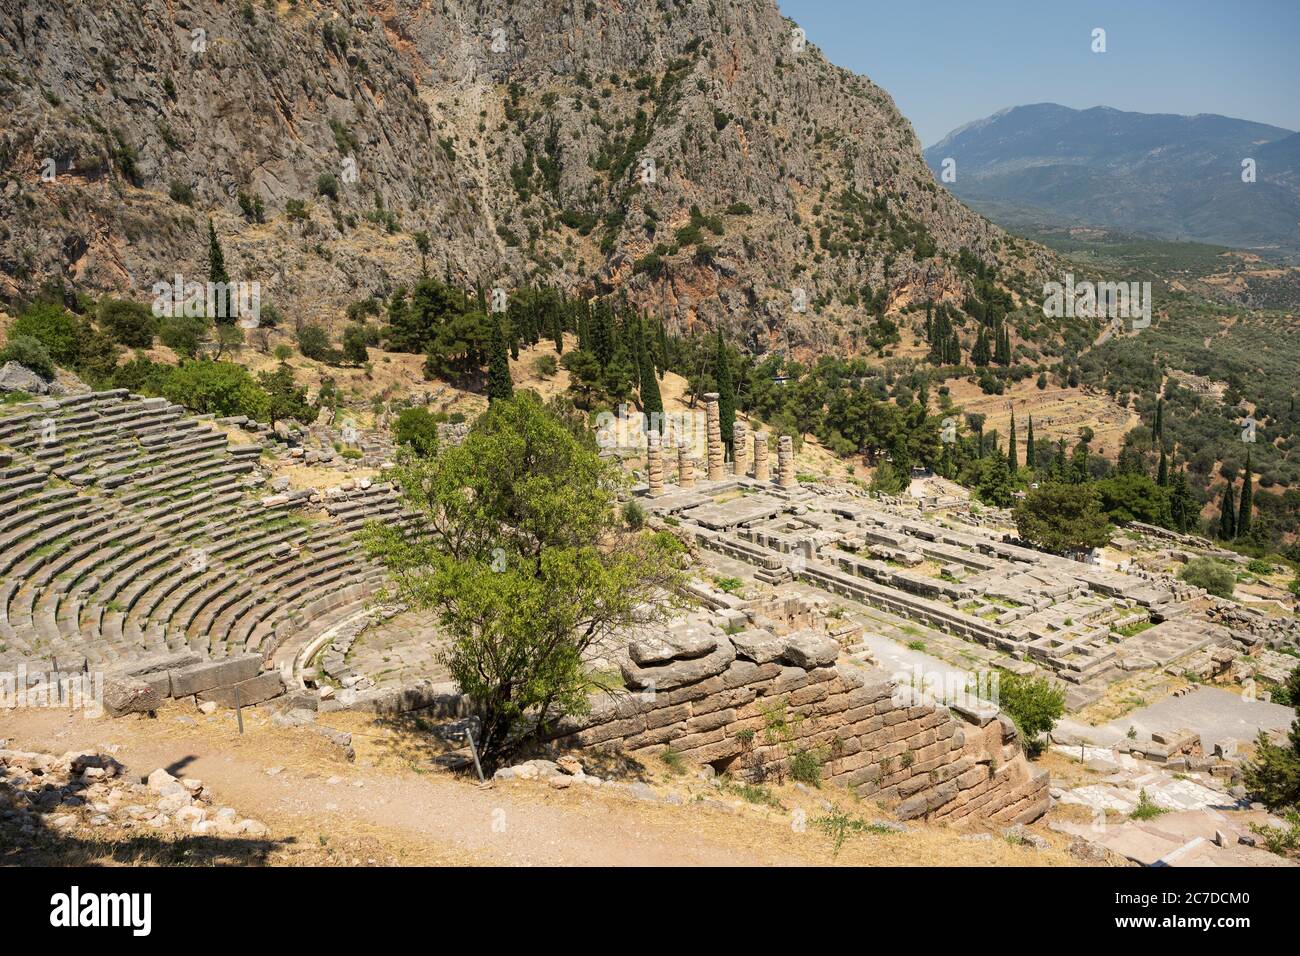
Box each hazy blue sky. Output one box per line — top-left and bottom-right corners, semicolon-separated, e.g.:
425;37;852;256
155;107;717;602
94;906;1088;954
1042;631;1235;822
777;0;1300;146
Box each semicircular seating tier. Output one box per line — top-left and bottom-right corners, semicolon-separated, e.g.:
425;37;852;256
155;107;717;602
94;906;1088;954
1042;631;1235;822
0;390;415;675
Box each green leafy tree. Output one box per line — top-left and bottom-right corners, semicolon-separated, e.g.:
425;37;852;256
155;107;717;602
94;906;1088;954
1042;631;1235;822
1094;472;1172;527
393;407;441;457
98;297;155;347
996;670;1065;755
296;324;335;363
341;323;370;365
161;361;270;420
361;393;684;767
257;362;314;425
1013;482;1113;554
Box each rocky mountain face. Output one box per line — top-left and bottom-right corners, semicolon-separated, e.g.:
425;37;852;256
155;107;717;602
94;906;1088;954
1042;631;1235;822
0;0;1045;354
925;103;1300;253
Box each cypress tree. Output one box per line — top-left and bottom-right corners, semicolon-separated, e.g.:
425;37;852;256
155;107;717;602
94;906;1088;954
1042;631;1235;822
577;301;591;352
1238;453;1253;538
591;301;614;367
551;300;564;354
640;325;664;427
1169;468;1196;532
1154;397;1164;444
1008;412;1017;471
1025;415;1036;469
206;219;231;323
1219;482;1237;540
971;328;990;367
1070;440;1089;484
486;316;513;403
1157;446;1168;486
715;328;735;453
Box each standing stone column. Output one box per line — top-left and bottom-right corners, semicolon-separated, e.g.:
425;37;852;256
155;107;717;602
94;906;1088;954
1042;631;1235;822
678;444;696;489
777;435;796;488
753;431;770;481
703;392;725;481
646;431;664;497
732;420;750;477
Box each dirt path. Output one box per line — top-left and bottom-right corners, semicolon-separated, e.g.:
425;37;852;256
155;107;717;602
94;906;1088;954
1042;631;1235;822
4;705;1084;867
3;708;793;866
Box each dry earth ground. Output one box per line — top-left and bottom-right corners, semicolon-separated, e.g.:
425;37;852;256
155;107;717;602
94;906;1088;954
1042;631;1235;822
2;703;1095;868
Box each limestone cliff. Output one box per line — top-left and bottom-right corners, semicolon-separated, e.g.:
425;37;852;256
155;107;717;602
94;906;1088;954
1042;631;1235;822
0;0;1049;353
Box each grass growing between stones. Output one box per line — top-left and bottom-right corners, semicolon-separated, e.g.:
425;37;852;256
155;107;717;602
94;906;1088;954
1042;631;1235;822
1129;789;1169;821
812;806;895;858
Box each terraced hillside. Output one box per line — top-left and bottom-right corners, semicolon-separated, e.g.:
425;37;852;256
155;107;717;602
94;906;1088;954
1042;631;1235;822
0;390;410;674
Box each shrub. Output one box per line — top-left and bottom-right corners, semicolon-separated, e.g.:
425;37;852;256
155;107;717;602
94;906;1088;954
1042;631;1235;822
1180;557;1236;599
789;747;826;786
98;297;155;347
621;499;645;530
9;303;83;366
158;316;207;359
533;354;558;378
296;324;335;362
1130;789;1169;820
0;336;55;380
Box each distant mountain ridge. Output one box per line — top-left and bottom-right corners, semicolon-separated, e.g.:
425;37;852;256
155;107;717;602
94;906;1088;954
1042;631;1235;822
925;103;1300;252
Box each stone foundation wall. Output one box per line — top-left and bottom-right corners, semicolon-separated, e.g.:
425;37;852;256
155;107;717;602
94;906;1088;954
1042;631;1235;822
544;634;1049;825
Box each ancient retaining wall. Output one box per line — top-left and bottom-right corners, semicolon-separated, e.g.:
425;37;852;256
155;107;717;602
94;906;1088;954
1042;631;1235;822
544;632;1050;825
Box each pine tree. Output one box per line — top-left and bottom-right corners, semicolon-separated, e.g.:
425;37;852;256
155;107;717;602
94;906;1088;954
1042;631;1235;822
206;219;231;323
486;316;513;403
1219;482;1237;540
1025;415;1036;469
1238;453;1254;538
1157;446;1168;486
715;328;735;453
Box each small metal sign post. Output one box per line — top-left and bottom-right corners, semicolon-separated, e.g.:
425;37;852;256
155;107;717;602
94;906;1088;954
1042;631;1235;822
463;727;485;783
